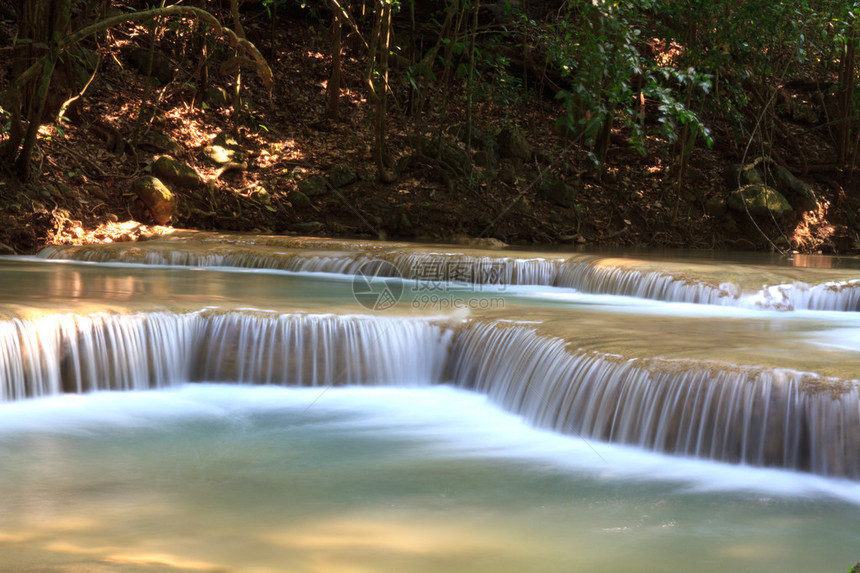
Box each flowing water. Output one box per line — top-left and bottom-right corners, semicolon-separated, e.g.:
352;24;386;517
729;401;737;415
2;233;860;572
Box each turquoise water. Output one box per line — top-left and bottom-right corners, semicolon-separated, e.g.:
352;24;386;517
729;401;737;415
1;385;858;573
2;240;860;572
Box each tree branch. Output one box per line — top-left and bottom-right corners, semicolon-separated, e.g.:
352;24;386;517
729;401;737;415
0;5;272;110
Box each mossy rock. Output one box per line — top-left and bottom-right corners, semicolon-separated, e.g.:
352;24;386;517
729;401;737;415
724;163;763;187
289;191;312;209
152;156;201;189
290;221;324;233
142;131;183;156
127;48;175;84
132;176;175;225
539;176;576;208
498;126;532;161
727;184;793;218
298;176;328;197
770;164;818;212
326;164;358;188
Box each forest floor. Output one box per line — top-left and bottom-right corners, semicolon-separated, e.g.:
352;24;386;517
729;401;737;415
1;7;859;256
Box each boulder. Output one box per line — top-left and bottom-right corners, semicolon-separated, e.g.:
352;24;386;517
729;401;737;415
152;156;201;189
498;127;532;161
289;190;312;209
204;145;236;165
770;164;818;212
290;221;324;233
408;135;468;176
141;130;183;156
539;176;576;208
132;176;175;225
727;184;793;219
454;123;495;150
724;163;763;187
298;176;328;197
326;164;358;188
127;48;175;84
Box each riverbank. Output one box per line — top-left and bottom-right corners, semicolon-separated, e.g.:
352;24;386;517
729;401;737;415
1;5;858;256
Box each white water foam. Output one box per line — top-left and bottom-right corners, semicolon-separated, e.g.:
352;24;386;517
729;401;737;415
2;384;859;506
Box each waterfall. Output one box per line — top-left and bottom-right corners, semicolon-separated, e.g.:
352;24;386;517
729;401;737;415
0;311;452;402
447;321;860;479
38;244;378;275
390;252;561;286
555;259;741;305
195;312;451;385
3;309;860;478
38;244;860;311
749;280;860;311
39;245;563;286
0;313;197;400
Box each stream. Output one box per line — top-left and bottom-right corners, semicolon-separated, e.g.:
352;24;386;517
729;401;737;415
1;232;859;572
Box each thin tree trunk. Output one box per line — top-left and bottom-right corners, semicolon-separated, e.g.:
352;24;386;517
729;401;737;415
464;0;479;177
230;0;246;134
327;2;343;120
374;1;392;181
837;36;856;166
14;0;72;181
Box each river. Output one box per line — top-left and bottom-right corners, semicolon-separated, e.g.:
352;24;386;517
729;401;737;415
1;232;858;572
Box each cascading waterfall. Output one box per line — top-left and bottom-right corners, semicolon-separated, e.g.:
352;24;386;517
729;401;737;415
0;311;860;479
390;252;561;286
37;244;379;275
39;242;860;311
750;280;860;311
555;259;742;305
2;309;860;478
195;311;451;385
0;313;198;400
39;245;564;286
447;321;860;479
0;311;452;402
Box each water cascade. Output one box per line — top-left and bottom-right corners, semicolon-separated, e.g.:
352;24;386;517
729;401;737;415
555;259;741;305
2;307;859;479
7;241;860;571
39;238;860;310
0;311;452;402
39;243;565;287
447;321;860;479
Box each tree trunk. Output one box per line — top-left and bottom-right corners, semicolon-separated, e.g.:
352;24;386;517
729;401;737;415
10;0;72;181
326;2;344;121
837;36;856;168
373;1;392;180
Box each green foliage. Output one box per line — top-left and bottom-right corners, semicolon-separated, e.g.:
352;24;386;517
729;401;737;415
548;0;712;161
